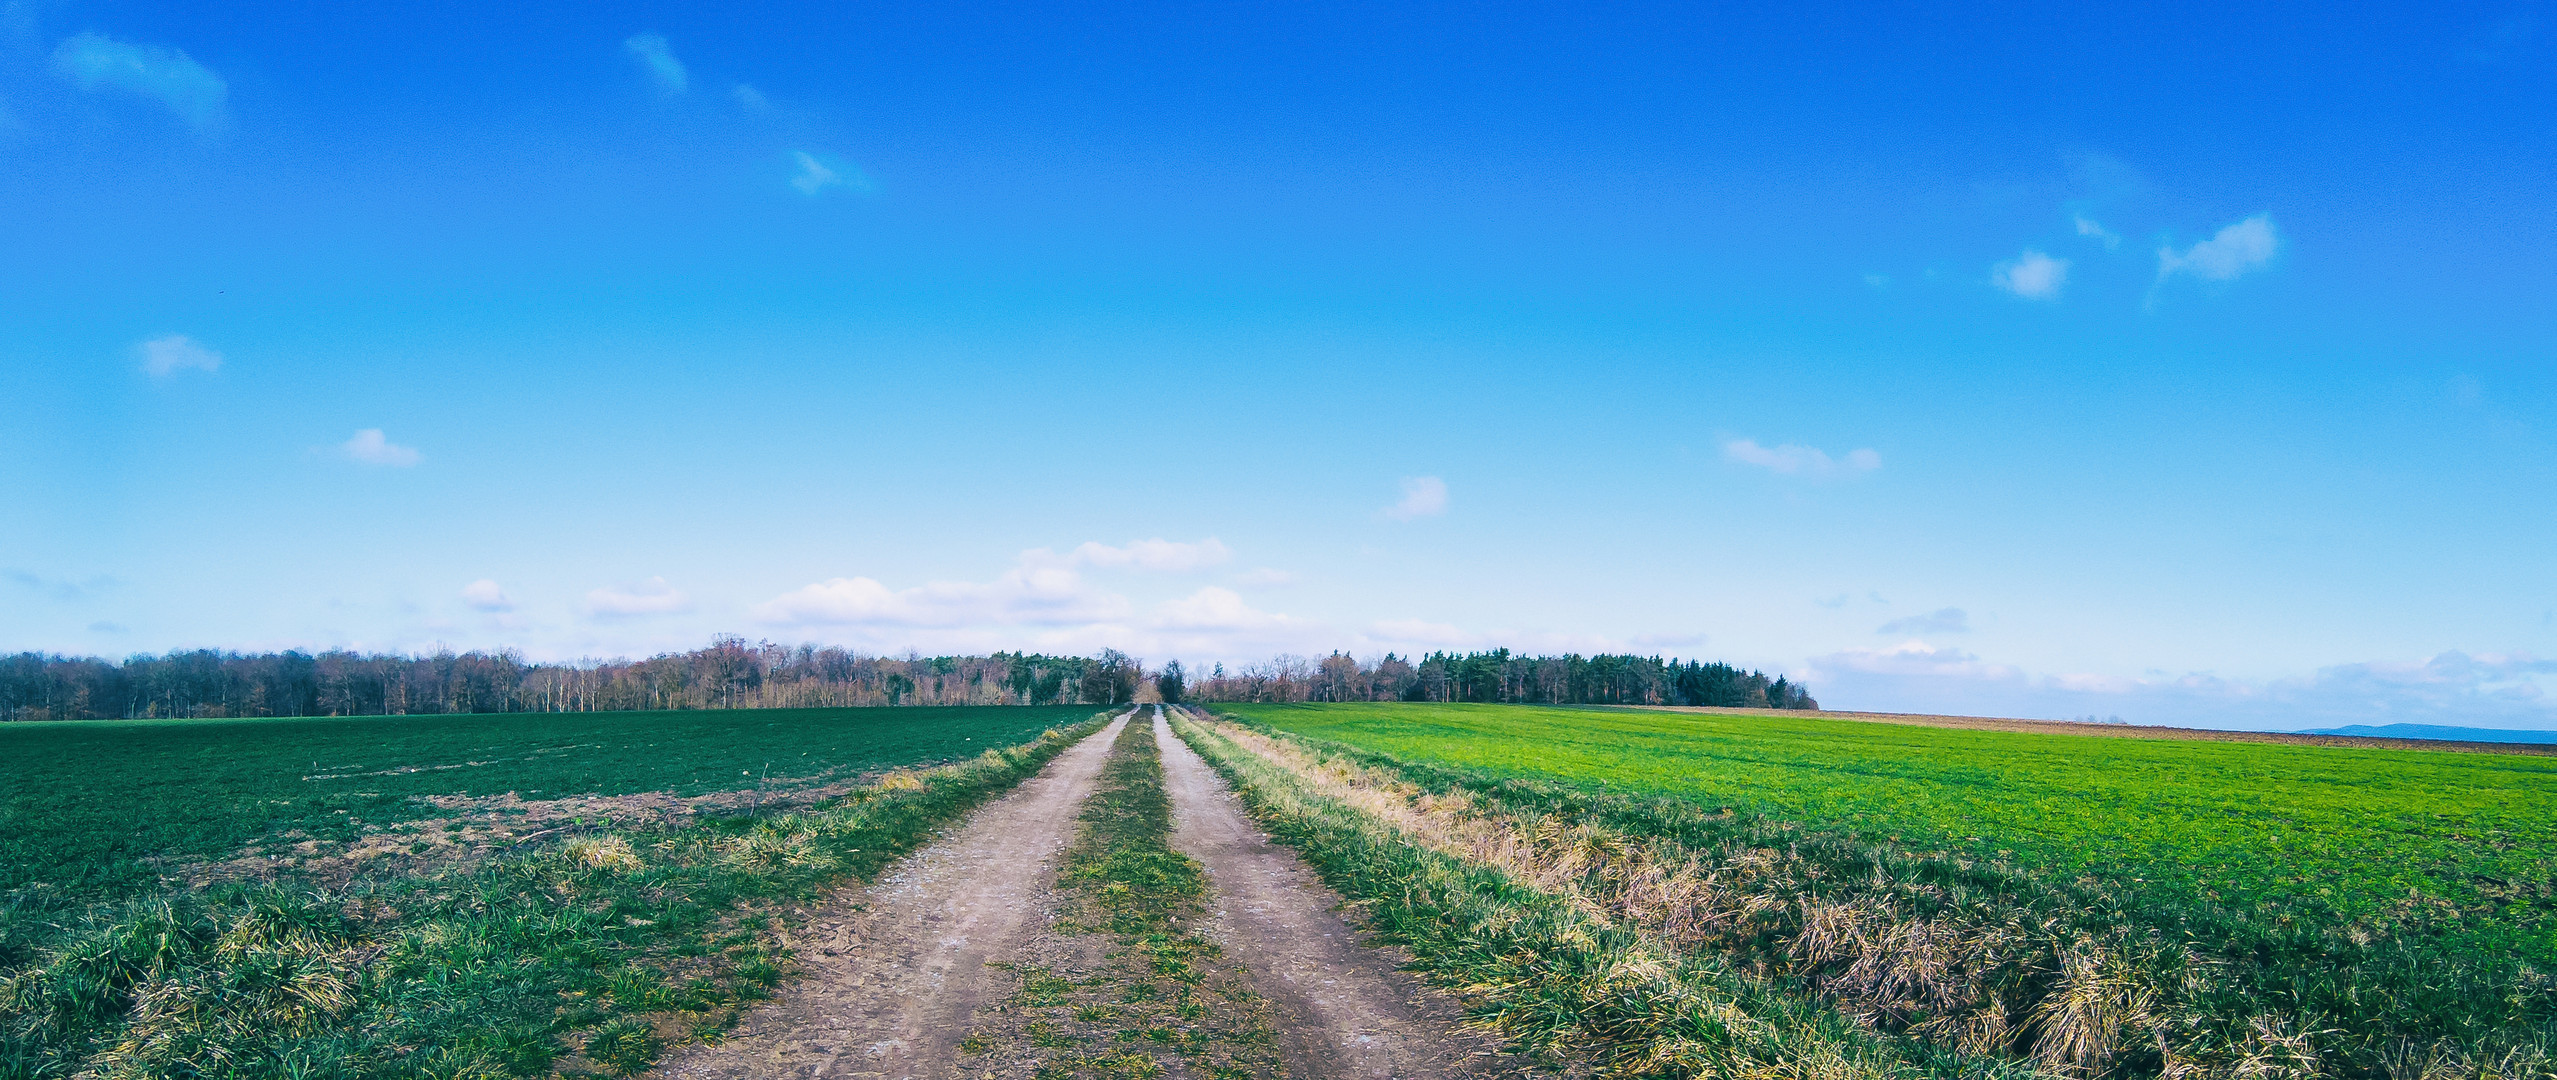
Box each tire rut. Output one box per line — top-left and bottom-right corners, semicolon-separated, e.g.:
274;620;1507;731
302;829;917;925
657;709;1136;1080
1155;707;1528;1079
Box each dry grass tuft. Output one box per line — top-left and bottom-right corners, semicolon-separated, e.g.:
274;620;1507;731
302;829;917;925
564;835;644;873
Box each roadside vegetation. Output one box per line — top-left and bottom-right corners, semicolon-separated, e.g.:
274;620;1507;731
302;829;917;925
1183;704;2557;1080
965;717;1286;1079
0;707;1110;1079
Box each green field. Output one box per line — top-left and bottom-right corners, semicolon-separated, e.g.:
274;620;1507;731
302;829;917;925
0;705;1109;1078
0;705;1096;908
1227;702;2557;953
1205;702;2557;1077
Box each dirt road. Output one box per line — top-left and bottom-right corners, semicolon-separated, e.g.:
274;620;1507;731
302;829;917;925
1155;707;1505;1079
657;709;1135;1080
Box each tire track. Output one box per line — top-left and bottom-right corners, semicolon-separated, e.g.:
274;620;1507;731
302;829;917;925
1156;706;1522;1079
658;708;1136;1080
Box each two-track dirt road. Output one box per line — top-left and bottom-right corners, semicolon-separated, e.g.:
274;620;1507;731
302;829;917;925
658;709;1135;1080
658;704;1511;1079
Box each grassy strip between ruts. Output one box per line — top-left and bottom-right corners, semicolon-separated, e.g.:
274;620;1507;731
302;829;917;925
1169;709;2030;1080
0;712;1113;1080
1175;710;2557;1080
963;714;1286;1079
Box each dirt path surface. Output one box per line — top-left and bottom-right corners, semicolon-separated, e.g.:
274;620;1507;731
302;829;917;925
657;709;1135;1080
1156;707;1518;1080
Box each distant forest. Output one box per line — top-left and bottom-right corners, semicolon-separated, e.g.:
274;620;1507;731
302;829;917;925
0;639;1813;722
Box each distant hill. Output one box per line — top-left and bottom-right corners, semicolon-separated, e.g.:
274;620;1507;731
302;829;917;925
2299;723;2557;745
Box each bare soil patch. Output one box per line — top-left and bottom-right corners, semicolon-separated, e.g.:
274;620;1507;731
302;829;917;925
654;710;1134;1080
1157;709;1538;1080
1631;705;2557;756
187;775;885;889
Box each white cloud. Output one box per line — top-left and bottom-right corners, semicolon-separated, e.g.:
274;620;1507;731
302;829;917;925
2158;214;2279;282
587;577;693;618
138;334;220;377
340;429;421;467
2074;215;2121;250
622;33;688;94
1992;250;2070;300
52;33;228;131
757;566;1124;629
1381;476;1448;521
1876;607;1969;635
1234;567;1295;588
1722;438;1881;478
732;84;769;111
461;579;514;612
757;537;1235;632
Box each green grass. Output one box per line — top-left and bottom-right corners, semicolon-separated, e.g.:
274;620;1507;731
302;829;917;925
1225;702;2557;956
0;705;1099;907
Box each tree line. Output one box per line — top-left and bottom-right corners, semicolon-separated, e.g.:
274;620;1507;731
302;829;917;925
0;640;1810;722
0;641;1147;722
1179;650;1815;710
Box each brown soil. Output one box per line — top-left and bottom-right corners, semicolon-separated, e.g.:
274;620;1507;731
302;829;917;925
654;709;1135;1080
1628;705;2557;756
1156;708;1537;1080
189;779;877;889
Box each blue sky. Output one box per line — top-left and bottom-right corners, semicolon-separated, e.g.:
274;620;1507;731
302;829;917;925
5;1;2554;729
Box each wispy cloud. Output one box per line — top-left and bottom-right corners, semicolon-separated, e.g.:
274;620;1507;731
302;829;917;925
732;83;770;111
1381;476;1448;520
138;334;220;377
587;577;692;617
789;151;873;196
1234;567;1295;588
461;579;515;612
622;33;688;94
1992;250;2070;300
340;429;421;467
790;151;838;194
1877;607;1969;635
52;33;228;131
2073;215;2121;250
2159;214;2279;282
1723;438;1880;478
1805;646;2557;732
8;570;119;601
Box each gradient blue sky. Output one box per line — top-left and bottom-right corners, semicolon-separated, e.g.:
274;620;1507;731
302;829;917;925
5;1;2554;729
